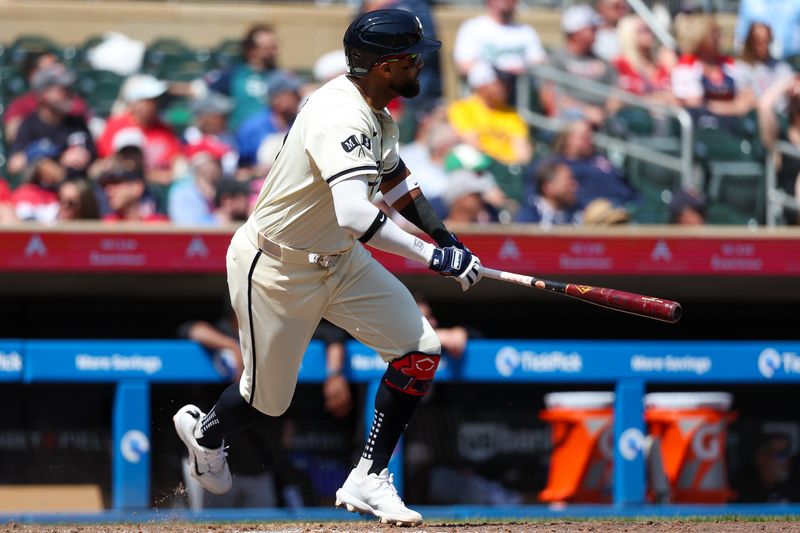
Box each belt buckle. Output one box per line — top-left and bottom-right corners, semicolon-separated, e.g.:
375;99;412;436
319;256;336;268
308;253;339;268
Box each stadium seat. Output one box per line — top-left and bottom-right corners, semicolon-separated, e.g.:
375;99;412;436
625;136;682;202
143;38;210;80
606;106;655;138
61;35;104;71
7;35;58;69
488;160;527;203
0;66;29;100
705;161;765;225
629;201;671;224
157;60;209;82
212;38;241;70
74;69;125;118
693;127;758;163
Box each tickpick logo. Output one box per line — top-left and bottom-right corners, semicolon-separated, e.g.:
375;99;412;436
494;347;582;377
618;428;645;461
758;347;800;379
758;348;782;378
495;347;521;377
120;430;150;463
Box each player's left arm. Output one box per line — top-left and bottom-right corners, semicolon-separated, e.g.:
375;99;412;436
379;159;464;249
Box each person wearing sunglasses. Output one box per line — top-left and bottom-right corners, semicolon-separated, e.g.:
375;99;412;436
173;9;482;527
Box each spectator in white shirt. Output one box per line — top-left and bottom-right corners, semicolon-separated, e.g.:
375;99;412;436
593;0;629;62
453;0;546;78
735;21;794;99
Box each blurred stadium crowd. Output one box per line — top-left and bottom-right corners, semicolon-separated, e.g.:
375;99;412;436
0;0;798;228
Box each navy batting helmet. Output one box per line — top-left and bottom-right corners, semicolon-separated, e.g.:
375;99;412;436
343;9;441;77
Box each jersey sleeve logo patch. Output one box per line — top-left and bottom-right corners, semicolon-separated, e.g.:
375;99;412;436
342;133;372;158
341;135;360;153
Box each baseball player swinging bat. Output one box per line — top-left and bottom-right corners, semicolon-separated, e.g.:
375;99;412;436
482;267;682;323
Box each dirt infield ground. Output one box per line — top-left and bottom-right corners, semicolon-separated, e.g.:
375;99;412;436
4;521;800;533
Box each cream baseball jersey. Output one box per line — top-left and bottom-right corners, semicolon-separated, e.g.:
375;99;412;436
248;75;403;255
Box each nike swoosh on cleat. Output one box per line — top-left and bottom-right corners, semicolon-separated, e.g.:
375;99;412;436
193;457;206;477
188;410;200;419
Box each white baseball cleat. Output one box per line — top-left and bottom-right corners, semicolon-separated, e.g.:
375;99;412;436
335;467;423;526
173;404;232;495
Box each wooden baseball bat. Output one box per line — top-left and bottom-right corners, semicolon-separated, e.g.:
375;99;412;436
482;267;682;323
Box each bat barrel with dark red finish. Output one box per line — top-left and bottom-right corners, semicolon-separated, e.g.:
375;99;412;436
562;284;682;323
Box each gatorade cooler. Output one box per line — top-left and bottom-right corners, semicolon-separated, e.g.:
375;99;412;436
644;392;737;503
539;392;615;503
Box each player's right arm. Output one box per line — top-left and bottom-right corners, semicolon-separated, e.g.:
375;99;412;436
305;108;480;290
330;177;480;291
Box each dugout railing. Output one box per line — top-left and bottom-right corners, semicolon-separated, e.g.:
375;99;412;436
3;338;800;521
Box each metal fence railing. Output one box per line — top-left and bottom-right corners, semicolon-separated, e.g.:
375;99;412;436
519;64;695;191
766;141;800;227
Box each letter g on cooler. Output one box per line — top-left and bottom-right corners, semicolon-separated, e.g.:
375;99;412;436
121;429;150;464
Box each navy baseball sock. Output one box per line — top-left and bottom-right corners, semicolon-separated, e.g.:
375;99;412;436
360;380;421;475
196;382;267;449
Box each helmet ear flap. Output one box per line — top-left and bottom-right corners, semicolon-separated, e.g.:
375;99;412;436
344;44;378;77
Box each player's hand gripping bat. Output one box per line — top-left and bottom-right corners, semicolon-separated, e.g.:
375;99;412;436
482;267;682;323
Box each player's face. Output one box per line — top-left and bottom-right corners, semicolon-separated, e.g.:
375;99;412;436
384;54;423;98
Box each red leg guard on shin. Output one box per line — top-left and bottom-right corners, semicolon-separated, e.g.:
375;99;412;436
383;352;440;396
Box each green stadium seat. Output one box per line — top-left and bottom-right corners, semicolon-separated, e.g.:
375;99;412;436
734;110;765;161
61;35;104;71
212;38;241;70
606;106;655;138
629;201;671;224
157;60;209;82
693;127;758;163
625;136;682;202
74;69;125;118
7;35;58;69
705;161;765;225
488;160;527;203
0;66;29;99
144;39;210;80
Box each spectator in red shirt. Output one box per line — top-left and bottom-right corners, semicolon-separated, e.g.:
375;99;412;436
99;167;168;223
3;52;90;145
672;14;756;117
0;179;18;224
613;15;676;104
10;145;68;223
98;75;183;186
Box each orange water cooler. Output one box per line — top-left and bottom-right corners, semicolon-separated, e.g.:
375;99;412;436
644;392;737;503
539;392;615;503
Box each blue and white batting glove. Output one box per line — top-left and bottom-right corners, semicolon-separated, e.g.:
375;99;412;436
439;232;471;253
428;245;483;291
